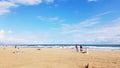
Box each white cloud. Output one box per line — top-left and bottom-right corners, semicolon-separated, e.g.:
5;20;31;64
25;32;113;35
91;17;120;43
37;16;44;20
61;18;99;34
45;0;54;3
10;0;42;5
0;0;54;15
59;20;65;22
0;29;13;40
88;0;98;2
78;18;99;26
0;30;5;39
0;1;18;15
8;30;13;33
37;16;65;23
94;11;112;17
49;17;59;21
1;17;120;44
0;30;53;44
60;17;120;44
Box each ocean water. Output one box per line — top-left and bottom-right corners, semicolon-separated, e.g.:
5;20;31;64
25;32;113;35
3;44;120;50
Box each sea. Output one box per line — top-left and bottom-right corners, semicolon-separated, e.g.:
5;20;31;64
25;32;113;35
2;44;120;50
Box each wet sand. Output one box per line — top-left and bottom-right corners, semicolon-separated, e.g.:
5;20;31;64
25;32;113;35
0;47;120;68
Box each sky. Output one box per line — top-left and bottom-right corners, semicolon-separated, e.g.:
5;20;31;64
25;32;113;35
0;0;120;44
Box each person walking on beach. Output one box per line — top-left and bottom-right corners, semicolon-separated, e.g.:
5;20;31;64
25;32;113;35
75;44;79;52
80;45;83;52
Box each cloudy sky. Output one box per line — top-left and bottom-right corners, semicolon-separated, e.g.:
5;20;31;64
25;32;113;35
0;0;120;44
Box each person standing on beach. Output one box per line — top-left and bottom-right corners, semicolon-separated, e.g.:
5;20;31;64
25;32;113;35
75;44;79;52
62;45;64;48
80;45;83;52
15;45;17;48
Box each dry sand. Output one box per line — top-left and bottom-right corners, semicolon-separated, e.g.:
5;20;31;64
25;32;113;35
0;47;120;68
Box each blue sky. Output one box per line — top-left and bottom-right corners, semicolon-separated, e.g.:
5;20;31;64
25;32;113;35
0;0;120;44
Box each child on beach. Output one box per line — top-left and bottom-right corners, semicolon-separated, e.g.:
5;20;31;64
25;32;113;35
75;44;79;52
80;45;83;52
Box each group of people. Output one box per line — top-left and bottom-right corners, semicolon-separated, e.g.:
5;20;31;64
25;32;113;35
75;44;88;53
75;44;83;52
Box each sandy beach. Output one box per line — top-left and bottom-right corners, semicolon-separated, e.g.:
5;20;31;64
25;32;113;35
0;47;120;68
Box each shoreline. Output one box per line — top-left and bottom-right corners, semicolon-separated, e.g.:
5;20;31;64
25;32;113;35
0;45;120;51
